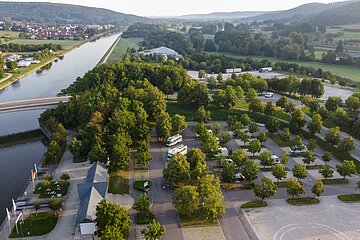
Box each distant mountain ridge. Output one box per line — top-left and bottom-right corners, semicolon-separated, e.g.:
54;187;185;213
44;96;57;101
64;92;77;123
177;11;266;20
0;2;147;24
314;1;360;25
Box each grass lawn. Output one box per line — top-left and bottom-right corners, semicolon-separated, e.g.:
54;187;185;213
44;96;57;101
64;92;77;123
269;134;294;147
286;197;320;206
337;194;360;202
322;178;349;185
260;167;274;172
276;181;289;188
106;37;143;63
9;212;58;238
206;51;360;82
33;181;69;198
222;182;253;190
241;200;268;208
0;31;19;42
179;210;219;227
108;170;129;194
8;39;82;49
134;180;151;191
306;165;323;170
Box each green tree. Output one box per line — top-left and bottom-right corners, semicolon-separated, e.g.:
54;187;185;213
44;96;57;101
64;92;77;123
325;96;342;112
200;131;220;158
253;177;277;201
257;132;268;144
238;129;250;146
337;137;355;155
95;200;131;238
194;106;211;123
259;150;274;168
276;96;288;109
311;179;324;198
240;114;251;126
303;151;315;166
163;154;190;185
198;70;206;79
34;201;41;215
279;128;291;142
293;135;303;147
248;122;259;136
247;139;261;156
174;186;199;216
280;152;290;165
245;88;258;102
60;172;70;181
242;160;260;184
49;197;62;215
336;40;344;53
141;220;166;240
325;127;341;146
6;61;17;72
287;178;305;198
336;160;357;180
211;123;222;137
101;224;126;240
161;76;174;99
249;99;264;113
156;111;172;142
232;149;248;168
171;114;187;134
292;164;307;180
218;131;231;146
307;139;318;151
289;109;306;133
134;194;154;224
197;174;225;221
264;101;276;116
319;164;334;179
265;118;280;134
307;113;322;135
108;132;132;171
322;152;332;164
272;164;287;184
235;86;244;100
222;161;236;183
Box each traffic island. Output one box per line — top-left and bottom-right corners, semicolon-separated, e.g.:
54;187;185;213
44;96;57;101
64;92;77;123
286;197;320;206
241;200;268;208
337;194;360;202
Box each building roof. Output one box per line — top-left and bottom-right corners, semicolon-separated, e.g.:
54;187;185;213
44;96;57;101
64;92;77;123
75;162;108;225
139;46;180;57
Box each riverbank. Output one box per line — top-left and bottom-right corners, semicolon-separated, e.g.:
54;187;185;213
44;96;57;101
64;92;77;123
97;33;122;66
0;29;120;91
0;129;45;148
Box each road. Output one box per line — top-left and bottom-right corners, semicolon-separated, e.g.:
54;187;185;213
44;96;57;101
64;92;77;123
0;96;70;112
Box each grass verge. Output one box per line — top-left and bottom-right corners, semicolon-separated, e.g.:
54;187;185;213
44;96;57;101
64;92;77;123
241;200;268;208
179;210;219;227
322;178;349;185
108;170;129;194
286;197;320;205
337;194;360;202
9;212;57;238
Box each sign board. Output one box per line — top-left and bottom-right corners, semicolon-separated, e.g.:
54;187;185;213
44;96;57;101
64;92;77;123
80;222;95;235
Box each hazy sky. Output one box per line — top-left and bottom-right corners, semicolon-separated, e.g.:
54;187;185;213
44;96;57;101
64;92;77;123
0;0;345;16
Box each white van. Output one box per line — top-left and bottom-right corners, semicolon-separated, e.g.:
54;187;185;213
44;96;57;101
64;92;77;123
166;144;188;160
166;134;183;147
216;147;229;157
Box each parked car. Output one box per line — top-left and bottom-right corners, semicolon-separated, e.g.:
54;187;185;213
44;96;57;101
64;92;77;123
234;173;245;182
272;155;280;164
216;147;229;157
195;129;213;138
264;92;274;98
289;145;307;154
220;158;234;168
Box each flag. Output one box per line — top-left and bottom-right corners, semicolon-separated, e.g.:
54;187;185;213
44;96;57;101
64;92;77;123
12;199;16;212
34;163;38;174
31;169;36;180
6;208;10;221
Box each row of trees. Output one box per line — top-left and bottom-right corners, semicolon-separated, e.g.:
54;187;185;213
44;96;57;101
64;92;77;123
0;43;62;52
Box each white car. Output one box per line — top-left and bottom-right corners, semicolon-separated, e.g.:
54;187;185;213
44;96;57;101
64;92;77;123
234;173;245;182
264;92;274;98
289;145;307;154
220;158;234;168
216;147;229;157
195;129;213;138
272;155;280;164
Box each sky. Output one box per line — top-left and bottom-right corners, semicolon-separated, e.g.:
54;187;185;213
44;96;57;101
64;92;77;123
0;0;346;17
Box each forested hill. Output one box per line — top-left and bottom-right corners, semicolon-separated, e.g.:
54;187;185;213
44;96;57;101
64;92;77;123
313;1;360;25
0;2;147;24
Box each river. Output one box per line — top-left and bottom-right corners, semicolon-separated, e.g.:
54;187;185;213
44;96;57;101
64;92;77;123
0;32;121;222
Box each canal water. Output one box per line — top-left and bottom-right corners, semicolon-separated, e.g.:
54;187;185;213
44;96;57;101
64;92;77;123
0;33;121;221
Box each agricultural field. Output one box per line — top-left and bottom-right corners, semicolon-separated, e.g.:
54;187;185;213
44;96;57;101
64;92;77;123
207;51;360;82
8;39;82;49
106;37;143;63
0;31;20;43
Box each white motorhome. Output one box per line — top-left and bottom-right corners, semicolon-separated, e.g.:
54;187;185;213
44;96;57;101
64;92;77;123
166;144;188;160
166;134;183;147
259;67;273;73
215;147;229;157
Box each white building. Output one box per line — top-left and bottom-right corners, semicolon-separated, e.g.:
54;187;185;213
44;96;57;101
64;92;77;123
17;60;31;68
139;46;182;60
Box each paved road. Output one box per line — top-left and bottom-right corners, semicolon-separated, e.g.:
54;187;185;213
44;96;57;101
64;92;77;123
147;131;183;240
0;96;70;112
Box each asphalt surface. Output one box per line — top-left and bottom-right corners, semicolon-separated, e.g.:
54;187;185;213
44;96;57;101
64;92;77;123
0;96;70;112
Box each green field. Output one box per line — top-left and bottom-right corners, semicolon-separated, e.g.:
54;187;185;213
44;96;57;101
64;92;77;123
0;31;20;43
206;51;360;82
8;39;82;49
327;27;360;41
106;37;143;63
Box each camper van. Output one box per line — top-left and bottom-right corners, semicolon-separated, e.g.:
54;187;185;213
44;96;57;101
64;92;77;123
259;67;273;73
166;134;183;147
166;144;188;160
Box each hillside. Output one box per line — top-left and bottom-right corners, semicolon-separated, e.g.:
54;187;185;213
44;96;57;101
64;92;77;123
0;2;147;24
177;11;266;20
314;1;360;25
248;2;345;21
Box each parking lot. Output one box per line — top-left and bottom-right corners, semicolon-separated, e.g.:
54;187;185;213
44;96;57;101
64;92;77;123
240;196;360;240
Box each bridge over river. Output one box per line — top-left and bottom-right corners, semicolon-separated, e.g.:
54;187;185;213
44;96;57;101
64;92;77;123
0;96;70;113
